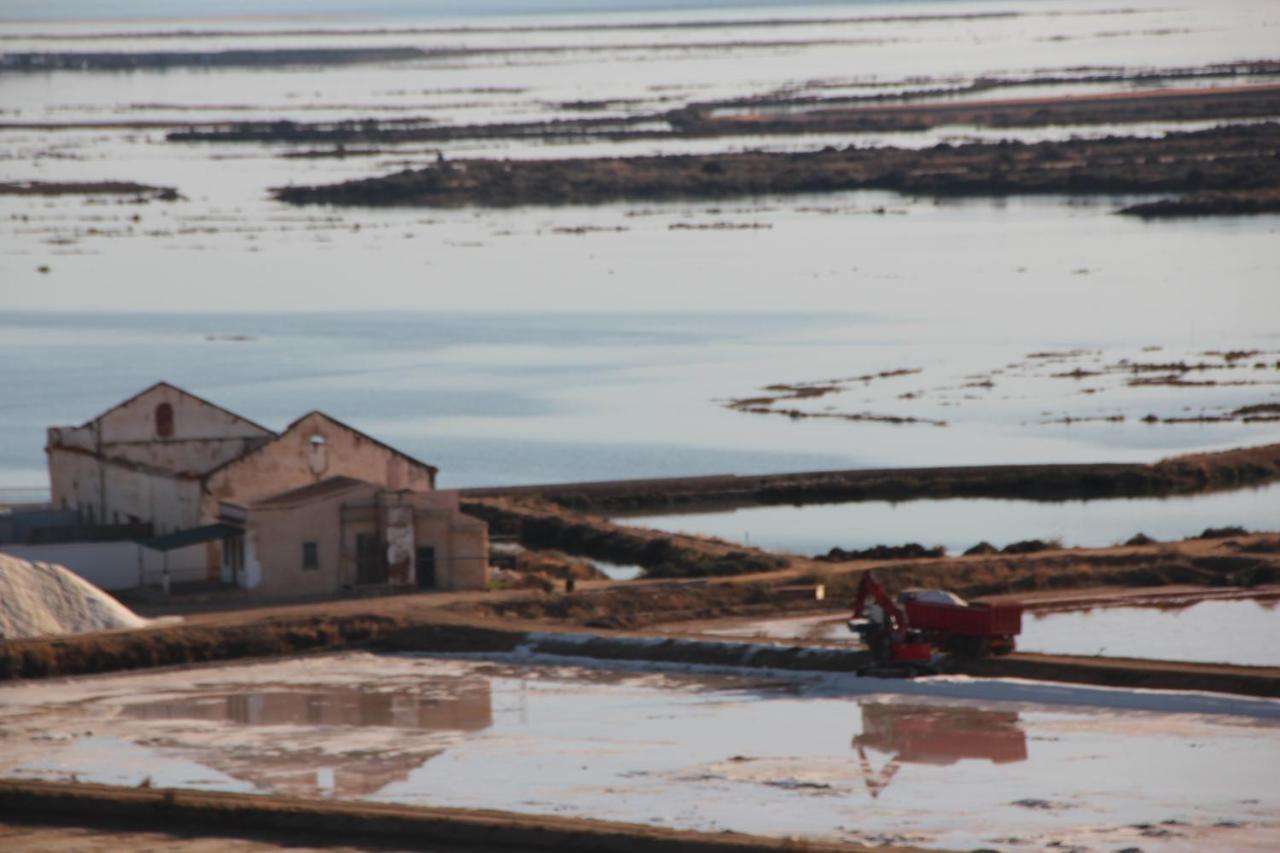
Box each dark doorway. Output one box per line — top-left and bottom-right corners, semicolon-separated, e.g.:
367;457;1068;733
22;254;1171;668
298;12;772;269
356;533;387;585
415;546;437;589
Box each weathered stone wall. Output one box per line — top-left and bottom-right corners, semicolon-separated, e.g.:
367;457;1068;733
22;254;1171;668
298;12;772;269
46;448;100;517
104;464;203;534
106;436;271;478
46;449;200;533
45;424;95;453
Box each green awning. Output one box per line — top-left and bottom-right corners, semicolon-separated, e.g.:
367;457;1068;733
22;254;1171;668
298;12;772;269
137;523;241;552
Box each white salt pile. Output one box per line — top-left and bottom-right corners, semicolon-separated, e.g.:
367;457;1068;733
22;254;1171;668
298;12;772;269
0;553;147;639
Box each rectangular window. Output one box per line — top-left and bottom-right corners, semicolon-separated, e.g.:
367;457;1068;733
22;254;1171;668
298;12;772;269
302;541;319;570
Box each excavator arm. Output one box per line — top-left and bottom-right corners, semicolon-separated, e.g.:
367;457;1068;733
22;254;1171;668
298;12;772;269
851;571;908;633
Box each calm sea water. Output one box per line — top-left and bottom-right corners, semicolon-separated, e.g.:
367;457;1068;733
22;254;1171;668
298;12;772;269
2;0;1278;504
3;305;1279;493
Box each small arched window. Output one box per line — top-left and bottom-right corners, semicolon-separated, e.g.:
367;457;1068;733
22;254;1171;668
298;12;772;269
155;402;174;438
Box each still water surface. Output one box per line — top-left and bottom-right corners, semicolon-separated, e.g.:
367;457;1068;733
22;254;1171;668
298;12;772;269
621;483;1280;556
2;0;1278;513
1020;597;1280;666
674;598;1280;667
0;652;1277;851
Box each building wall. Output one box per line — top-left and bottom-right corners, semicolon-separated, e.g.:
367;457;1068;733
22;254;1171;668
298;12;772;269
47;447;102;517
406;491;489;591
239;486;488;600
446;518;489;590
99;461;205;534
46;424;95;453
106;436;272;478
204;413;434;517
238;483;367;599
48;448;206;535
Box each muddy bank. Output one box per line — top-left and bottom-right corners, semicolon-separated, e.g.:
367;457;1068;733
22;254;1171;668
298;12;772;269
272;122;1280;209
465;497;789;579
0;180;178;199
172;78;1280;147
11;37;916;78
176;114;659;146
738;348;1280;431
0;612;405;682
0;781;886;853
675;83;1280;137
447;576;807;631
461;535;1280;629
958;652;1280;698
463;442;1280;513
823;538;1280;602
0;47;427;72
1;10;1023;41
1120;186;1280;217
700;61;1280;113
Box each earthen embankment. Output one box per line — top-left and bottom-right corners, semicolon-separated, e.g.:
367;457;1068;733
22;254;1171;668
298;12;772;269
0;780;904;853
462;441;1280;512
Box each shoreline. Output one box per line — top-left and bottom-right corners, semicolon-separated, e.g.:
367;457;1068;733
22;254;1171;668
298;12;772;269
0;780;900;853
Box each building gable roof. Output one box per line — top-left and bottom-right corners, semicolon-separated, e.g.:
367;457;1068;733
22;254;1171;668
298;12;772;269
251;476;375;509
84;381;276;437
202;410;439;482
284;411;440;475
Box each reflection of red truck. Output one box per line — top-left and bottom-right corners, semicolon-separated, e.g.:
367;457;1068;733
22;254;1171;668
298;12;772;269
849;572;1022;668
853;701;1027;797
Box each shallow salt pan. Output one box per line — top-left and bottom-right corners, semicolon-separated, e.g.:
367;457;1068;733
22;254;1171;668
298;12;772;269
1020;597;1280;666
0;651;1277;851
620;484;1280;557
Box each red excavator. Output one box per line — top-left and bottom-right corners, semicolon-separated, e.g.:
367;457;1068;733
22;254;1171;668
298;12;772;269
848;571;1022;675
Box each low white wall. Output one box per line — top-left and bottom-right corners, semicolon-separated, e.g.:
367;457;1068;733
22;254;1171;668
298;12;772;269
139;542;211;587
0;542;140;591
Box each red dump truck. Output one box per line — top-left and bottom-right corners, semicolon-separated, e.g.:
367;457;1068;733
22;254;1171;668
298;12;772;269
849;572;1023;670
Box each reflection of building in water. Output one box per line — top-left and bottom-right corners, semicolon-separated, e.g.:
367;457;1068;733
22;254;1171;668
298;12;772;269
122;680;492;797
852;702;1027;798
